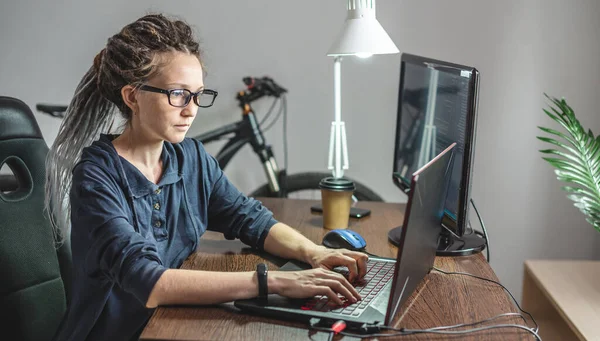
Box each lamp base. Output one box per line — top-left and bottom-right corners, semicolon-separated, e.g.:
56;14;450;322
387;226;486;257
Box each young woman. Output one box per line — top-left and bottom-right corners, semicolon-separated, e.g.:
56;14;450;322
45;14;368;341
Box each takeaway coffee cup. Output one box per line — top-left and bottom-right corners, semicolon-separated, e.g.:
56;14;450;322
319;177;355;229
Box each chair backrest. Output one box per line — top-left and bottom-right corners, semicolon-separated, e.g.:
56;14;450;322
0;96;71;341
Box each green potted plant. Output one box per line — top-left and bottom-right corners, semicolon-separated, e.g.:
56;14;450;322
537;94;600;231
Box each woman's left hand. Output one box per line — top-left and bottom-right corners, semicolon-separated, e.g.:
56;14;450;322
305;245;368;283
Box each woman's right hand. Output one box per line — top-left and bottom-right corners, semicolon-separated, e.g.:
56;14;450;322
268;268;361;305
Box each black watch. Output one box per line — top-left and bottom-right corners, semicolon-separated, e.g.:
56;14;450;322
257;263;268;301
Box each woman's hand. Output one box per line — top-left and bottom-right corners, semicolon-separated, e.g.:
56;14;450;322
304;245;369;283
269;268;360;305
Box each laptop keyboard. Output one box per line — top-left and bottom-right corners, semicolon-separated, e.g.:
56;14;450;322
300;259;395;318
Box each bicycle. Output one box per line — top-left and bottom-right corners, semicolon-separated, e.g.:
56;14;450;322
30;76;383;201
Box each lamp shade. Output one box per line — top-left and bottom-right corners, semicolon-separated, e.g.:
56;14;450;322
327;0;399;56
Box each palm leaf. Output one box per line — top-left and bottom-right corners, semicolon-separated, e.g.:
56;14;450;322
542;109;573;140
570;196;600;211
538;126;579;150
540;149;585;168
555;172;596;190
562;186;597;199
543;156;588;175
537;136;578;154
538;94;600;231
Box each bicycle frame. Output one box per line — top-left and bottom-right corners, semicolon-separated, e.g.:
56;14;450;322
194;93;284;196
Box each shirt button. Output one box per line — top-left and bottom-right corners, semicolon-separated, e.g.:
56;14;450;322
154;220;162;227
155;188;161;194
154;203;160;210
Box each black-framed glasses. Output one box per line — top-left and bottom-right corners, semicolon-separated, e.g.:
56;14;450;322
139;85;218;108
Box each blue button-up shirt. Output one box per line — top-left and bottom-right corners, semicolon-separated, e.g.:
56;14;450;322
52;134;277;341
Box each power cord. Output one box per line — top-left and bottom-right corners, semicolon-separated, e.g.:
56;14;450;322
330;320;346;341
308;267;541;340
432;266;538;334
470;197;490;262
309;319;346;341
419;312;529;330
381;324;540;340
310;322;541;340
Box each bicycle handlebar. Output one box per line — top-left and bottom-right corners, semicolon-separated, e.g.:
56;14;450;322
236;76;287;109
242;76;287;97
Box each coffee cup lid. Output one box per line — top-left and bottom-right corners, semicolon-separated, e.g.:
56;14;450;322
319;177;355;191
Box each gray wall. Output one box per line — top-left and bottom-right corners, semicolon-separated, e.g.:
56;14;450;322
2;0;599;302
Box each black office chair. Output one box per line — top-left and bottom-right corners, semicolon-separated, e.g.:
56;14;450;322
0;96;71;341
0;173;18;192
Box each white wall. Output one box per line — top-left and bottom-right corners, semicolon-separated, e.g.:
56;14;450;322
2;0;599;303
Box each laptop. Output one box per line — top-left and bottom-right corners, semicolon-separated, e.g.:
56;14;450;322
234;142;456;328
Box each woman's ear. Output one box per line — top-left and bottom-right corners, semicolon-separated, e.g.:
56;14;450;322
121;85;138;114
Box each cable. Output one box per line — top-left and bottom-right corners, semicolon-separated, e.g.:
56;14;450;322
282;95;288;174
310;324;541;340
325;235;538;339
432;267;539;334
418;312;528;331
254;94;288;185
397;324;540;340
259;95;288;177
310;319;345;341
308;267;541;340
356;254;535;332
470;197;490;262
261;96;284;132
258;97;279;126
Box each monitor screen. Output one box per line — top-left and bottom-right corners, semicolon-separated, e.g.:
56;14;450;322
392;53;479;236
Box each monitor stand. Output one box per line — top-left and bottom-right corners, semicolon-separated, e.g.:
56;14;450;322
387;226;486;256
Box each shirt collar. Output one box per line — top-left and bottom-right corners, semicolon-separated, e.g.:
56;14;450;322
100;134;183;198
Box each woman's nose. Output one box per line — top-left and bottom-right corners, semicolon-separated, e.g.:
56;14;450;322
181;104;197;117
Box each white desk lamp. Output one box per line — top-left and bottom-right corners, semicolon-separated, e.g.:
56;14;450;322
327;0;399;179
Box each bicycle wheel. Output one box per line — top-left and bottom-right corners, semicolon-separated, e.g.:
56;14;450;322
249;172;384;201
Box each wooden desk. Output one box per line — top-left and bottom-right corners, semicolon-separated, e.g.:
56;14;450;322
522;260;600;341
140;198;530;340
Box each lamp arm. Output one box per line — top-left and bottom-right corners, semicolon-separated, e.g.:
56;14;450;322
341;122;349;170
334;56;343;178
327;56;351;178
328;122;335;171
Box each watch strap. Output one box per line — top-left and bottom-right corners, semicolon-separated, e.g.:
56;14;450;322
257;263;268;301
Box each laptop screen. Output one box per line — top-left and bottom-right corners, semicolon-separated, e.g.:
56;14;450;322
384;143;455;325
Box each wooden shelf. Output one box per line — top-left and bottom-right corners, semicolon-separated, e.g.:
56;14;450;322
522;260;600;341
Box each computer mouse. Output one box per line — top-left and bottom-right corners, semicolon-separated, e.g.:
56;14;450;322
322;229;367;251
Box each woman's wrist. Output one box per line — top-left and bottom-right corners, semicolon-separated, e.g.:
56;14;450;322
300;243;324;267
267;270;282;294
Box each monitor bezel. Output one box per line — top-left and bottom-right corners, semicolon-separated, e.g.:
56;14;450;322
392;53;480;237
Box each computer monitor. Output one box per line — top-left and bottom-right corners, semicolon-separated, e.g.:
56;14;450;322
388;53;486;256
